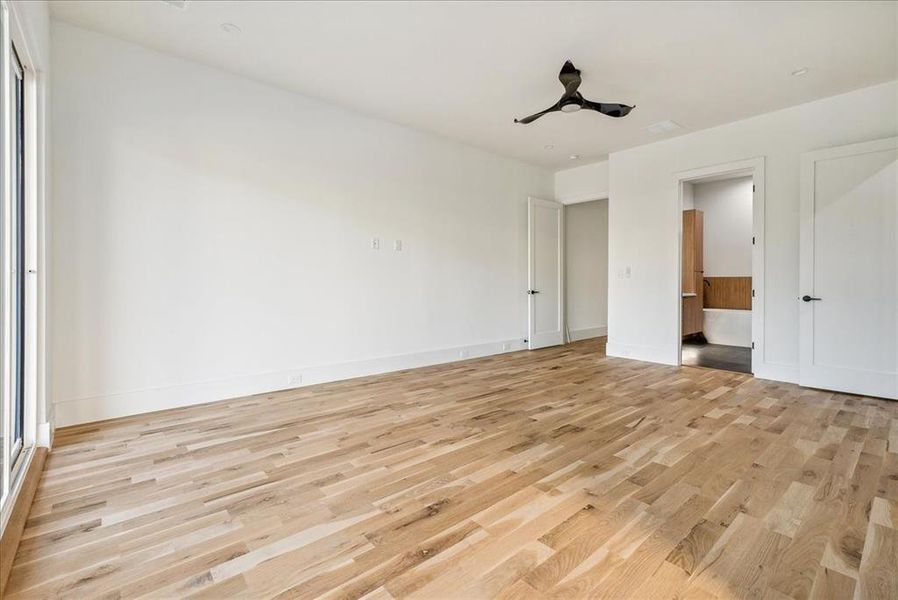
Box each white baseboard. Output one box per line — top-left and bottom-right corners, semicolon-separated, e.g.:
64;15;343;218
752;362;800;385
52;338;806;428
605;341;679;366
607;339;801;387
36;421;53;448
53;337;528;427
568;326;607;342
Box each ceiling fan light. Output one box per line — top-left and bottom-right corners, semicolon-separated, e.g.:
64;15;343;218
560;103;581;113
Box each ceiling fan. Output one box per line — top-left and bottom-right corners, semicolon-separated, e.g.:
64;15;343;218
514;60;635;124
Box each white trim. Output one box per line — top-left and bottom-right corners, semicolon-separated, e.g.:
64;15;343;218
673;157;768;375
562;196;608;346
4;1;50;451
11;3;49;447
559;192;609;206
0;0;46;519
53;337;529;427
36;420;50;446
0;443;32;534
568;326;607;341
605;342;677;366
0;0;10;509
753;362;800;385
13;17;39;455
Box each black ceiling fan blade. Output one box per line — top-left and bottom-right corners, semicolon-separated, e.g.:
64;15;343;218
582;100;635;118
558;60;581;99
514;104;561;124
515;61;634;124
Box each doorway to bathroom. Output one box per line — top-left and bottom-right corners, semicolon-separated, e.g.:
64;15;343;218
677;158;764;375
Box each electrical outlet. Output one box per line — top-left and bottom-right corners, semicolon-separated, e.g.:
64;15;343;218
287;374;303;386
502;342;510;351
371;237;380;250
394;239;402;251
459;349;469;358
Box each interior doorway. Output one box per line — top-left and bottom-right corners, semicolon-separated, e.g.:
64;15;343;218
677;158;765;375
564;198;608;345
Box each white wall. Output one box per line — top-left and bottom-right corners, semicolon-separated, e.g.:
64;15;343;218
607;81;898;382
682;182;694;210
554;160;608;204
50;22;552;426
11;1;49;67
693;177;753;277
564;200;608;340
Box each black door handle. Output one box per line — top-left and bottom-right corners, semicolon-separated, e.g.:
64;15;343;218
527;290;540;295
801;295;822;302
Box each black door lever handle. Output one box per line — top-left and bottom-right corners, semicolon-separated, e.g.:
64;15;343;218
801;295;822;302
527;290;540;295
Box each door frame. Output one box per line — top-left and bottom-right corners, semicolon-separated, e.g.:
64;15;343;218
0;0;46;530
527;197;565;350
674;157;766;372
562;195;609;344
799;136;897;399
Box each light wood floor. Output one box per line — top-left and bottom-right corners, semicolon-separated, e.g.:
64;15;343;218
7;339;898;599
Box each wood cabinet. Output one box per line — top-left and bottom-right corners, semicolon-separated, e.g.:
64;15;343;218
704;276;752;310
682;278;703;336
693;210;703;273
682;210;704;337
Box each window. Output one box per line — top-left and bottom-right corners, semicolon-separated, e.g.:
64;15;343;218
1;0;39;519
9;42;24;467
0;3;6;508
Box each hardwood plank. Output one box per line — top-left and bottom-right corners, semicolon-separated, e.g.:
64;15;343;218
4;339;898;599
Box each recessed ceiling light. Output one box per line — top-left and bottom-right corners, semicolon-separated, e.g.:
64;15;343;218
569;154;581;160
791;67;809;77
221;22;242;35
544;144;554;150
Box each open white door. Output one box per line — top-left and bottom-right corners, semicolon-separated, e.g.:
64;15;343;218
799;137;897;400
528;197;564;350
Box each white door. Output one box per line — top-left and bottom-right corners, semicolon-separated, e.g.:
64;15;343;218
799;137;897;400
528;197;564;350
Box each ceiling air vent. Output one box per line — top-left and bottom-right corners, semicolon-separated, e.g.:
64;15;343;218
645;120;683;135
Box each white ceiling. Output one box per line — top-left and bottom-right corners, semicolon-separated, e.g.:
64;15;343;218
50;1;898;169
